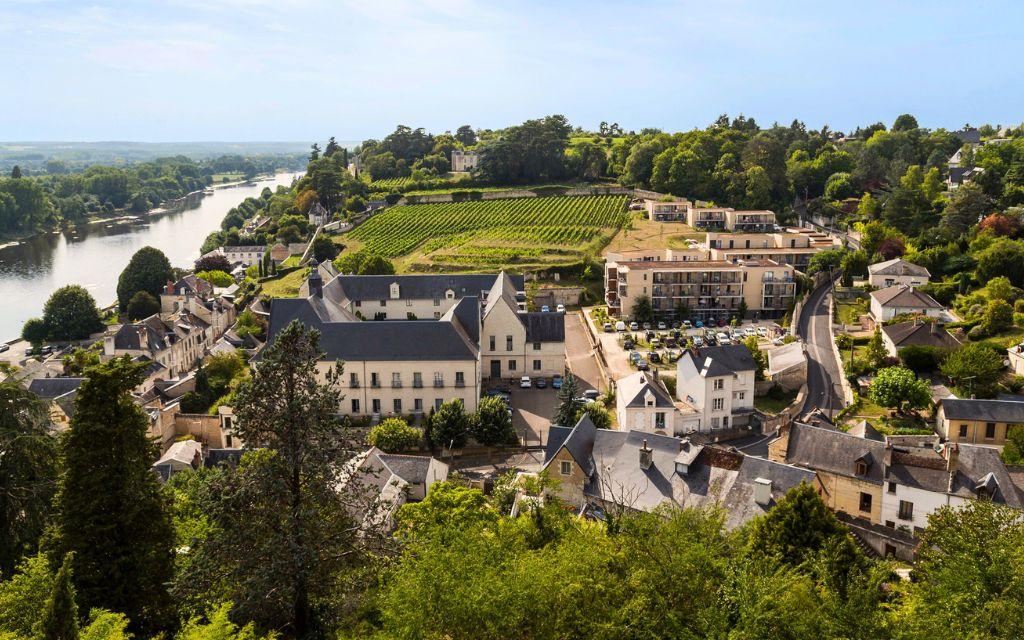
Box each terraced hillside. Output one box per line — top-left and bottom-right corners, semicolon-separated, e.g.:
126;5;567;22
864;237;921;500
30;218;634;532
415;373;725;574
343;194;629;271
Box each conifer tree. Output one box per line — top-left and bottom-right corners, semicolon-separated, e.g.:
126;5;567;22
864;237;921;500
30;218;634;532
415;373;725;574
553;373;582;426
38;553;79;640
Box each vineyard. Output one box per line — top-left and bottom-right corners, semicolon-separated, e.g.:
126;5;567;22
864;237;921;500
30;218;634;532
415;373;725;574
343;195;629;271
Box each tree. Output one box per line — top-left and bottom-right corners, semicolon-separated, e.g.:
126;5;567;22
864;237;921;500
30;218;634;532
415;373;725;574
21;317;47;347
42;285;104;341
177;603;276;640
430;400;470;449
61;348;100;376
877;236;906;260
471;396;515;446
941;343;1005;398
746;483;849;567
368;418;422;452
39;553;79;640
116;246;172;310
10;165;22;179
807;248;844;276
743;335;767;381
454;125;477;147
858;221;903;258
309;142;320;162
574;402;611;429
553;373;582;426
892;113;919;131
179;320;358;635
977;239;1024;287
839;250;868;287
196;270;233;287
0;554;56;637
324;136;342;158
310;236;340;263
942;183;991;235
979;213;1020;237
0;382;58;576
869;366;931;414
334;251;395;275
193;253;231;274
126;291;159;320
981;298;1014;335
631;295;653;324
864;327;888;370
50;357;175;635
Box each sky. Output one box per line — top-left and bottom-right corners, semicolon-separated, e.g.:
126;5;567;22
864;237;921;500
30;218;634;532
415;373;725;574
2;0;1023;142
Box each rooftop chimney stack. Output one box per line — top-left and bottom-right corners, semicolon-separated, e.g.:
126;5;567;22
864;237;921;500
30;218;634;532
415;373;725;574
639;439;653;470
945;442;960;474
753;477;772;506
307;261;323;298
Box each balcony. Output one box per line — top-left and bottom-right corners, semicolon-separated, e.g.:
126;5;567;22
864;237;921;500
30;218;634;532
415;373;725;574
433;380;445;388
391;382;402;389
350;381;360;389
413;381;424;389
370;381;381;389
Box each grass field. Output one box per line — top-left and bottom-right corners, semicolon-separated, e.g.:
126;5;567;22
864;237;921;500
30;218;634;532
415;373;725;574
343;195;629;271
209;172;246;183
260;268;309;298
604;213;700;253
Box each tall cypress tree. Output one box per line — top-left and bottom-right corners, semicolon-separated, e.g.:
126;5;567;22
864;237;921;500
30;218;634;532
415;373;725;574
51;357;175;635
38;553;79;640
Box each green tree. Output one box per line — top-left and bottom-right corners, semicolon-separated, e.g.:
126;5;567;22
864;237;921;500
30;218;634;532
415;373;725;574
42;285;104;341
79;610;131;640
177;603;275;640
368;418;422;452
807;248;844;276
941;342;1005;398
839;250;868;287
869;366;932;414
0;554;55;637
21;317;48;347
39;553;79;640
177;321;359;636
574;402;611;429
746;482;849;568
50;357;175;635
864;326;888;370
395;481;497;543
552;373;582;426
471;396;515;446
116;246;172;310
126;291;159;321
195;270;233;287
981;298;1014;335
630;295;653;324
743;335;767;381
977;238;1024;287
310;236;340;263
892;113;919;131
0;382;58;576
61;348;100;376
942;183;991;235
430;399;470;449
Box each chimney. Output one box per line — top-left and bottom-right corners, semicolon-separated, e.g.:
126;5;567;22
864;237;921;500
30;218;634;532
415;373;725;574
165;279;174;295
753;477;772;506
652;368;659;380
930;322;940;336
307;261;323;298
679;437;691;453
639;439;653;470
884;441;893;467
944;442;960;473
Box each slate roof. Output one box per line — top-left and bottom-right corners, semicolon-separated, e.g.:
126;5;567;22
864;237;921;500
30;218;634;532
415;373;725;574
377;453;434;485
27;377;85;399
885;443;1023;509
441;296;482;345
870;285;943;309
618;371;676;408
169;274;213;297
782;422;887;483
329;272;522;303
684;344;756;378
868;258;931;278
847;420;884;441
882;320;960;350
520;311;565;342
939;397;1024;423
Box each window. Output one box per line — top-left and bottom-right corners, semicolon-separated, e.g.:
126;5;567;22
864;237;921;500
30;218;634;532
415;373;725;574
392;372;402;388
885;520;895;529
413;372;423;388
854;461;868;476
406;299;412;306
349;372;359;388
559;461;572;476
380;300;386;307
735;391;745;400
508;360;517;371
433;373;444;387
414;398;423;412
888;481;897;494
370;372;380;388
455;371;465;387
351;399;360;413
712;398;724;411
959;424;968;438
533;342;541;350
393;399;402;413
435;398;443;410
355;300;361;307
489;336;496;351
506;335;513;351
713;378;724;390
434;299;440;306
859;492;872;512
655;412;666;429
533;359;542;371
898;500;914;520
371;399;381;414
986;422;996;439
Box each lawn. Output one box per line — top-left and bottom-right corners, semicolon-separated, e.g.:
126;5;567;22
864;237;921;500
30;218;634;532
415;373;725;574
604;214;700;254
210;172;245;183
755;390;798;415
260;268;309;298
281;255;302;268
835;298;868;325
342;195;629;272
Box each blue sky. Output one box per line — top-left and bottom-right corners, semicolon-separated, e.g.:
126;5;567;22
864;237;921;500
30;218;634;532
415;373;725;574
2;0;1022;142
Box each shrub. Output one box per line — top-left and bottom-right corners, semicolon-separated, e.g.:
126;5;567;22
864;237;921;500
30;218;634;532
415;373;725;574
575;402;612;429
968;325;989;341
470;396;515;446
429;400;470;449
898;345;945;372
127;291;160;320
196;270;234;287
368;418;422;453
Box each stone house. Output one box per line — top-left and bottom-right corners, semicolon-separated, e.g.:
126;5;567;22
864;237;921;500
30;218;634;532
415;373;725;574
614;370;699;435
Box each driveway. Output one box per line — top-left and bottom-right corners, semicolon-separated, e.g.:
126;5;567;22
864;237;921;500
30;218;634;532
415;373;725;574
564;311;604;392
509;386;557;447
797;281;845;417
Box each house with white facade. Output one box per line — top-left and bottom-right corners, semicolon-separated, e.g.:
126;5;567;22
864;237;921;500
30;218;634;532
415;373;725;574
675;345;756;432
869;285;944;322
867;258;931;288
615;370;699;435
339;447;449;532
450;149;480;172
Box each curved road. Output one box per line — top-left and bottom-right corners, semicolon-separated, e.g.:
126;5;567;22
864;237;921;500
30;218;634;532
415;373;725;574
797;280;845;417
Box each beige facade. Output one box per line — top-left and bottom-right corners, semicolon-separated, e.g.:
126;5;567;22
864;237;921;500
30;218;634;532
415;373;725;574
451;149;480;172
547;446;589;506
481;296;564;379
323;359;481;419
643;198;692;221
707;231;832;272
936;402;1023;447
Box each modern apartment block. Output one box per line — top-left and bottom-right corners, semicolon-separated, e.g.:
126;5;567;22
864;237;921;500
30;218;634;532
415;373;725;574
706;230;836;271
604;253;796;321
641;198;777;231
643;198;692;221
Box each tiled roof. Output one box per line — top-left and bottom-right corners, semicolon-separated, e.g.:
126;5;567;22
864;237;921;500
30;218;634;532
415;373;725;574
939;397;1024;422
882;321;960;349
870;285;943;309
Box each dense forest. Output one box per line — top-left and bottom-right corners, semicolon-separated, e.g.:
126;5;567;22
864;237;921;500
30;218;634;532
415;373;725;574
0;153;305;236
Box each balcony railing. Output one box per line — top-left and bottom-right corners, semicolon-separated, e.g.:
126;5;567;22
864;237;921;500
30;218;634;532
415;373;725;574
413;381;423;388
391;382;402;388
370;381;381;389
350;381;360;389
433;380;445;388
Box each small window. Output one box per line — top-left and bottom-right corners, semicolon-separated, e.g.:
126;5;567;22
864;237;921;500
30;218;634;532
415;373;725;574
489;336;496;351
351;398;361;414
349;372;359;388
713;379;724;390
986;423;996;439
414;398;423;412
898;500;914;520
559;460;572;476
888;481;897;494
380;300;386;307
712;398;724;411
393;399;402;413
959;424;968;438
508;360;517;371
855;461;868;476
371;399;381;414
455;371;465;386
533;342;542;350
354;300;362;307
533;359;541;371
859;492;872;512
506;335;513;351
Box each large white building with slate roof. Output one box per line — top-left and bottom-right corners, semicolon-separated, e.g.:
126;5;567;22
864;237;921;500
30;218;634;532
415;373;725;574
675;345;756;432
614;370;699;435
265;269;565;420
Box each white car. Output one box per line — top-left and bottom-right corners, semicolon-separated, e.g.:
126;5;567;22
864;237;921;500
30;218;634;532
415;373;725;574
716;332;731;345
520;376;532;388
744;327;757;337
682;320;692;328
629;321;639;331
757;327;768;337
657;322;667;330
556;304;565;313
693;336;704;347
615;321;627;332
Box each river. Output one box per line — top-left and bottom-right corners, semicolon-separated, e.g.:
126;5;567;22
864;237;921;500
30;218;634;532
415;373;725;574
0;172;302;341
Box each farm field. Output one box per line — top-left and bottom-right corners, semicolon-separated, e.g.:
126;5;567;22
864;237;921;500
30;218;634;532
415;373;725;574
342;195;629;271
367;173;470;192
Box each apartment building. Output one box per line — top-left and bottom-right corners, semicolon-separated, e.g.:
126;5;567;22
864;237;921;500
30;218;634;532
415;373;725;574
706;230;835;271
643;198;692;222
641;198;777;231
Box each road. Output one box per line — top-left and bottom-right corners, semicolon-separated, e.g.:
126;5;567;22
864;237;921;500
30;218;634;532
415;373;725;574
564;312;603;392
797;280;845;417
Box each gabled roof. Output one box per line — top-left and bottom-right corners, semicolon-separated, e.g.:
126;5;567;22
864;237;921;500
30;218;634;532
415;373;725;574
847;420;884;442
520;311;565;343
543;415;598;477
617;371;675;408
939;396;1024;422
870;285;943;309
782;423;886;484
441;296;481;346
882;320;960;349
684;345;756;377
484;271;521;317
328;272;522;304
868;258;931;278
27;377;85;399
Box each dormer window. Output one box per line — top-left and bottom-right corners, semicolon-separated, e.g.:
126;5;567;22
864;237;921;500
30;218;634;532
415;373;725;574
854;460;868;476
389;282;400;299
446;289;455;300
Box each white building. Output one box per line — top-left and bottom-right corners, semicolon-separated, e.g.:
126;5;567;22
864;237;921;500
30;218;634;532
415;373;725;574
675;345;756;432
451;149;480;172
614;370;699;435
867;258;930;289
869;285;944;322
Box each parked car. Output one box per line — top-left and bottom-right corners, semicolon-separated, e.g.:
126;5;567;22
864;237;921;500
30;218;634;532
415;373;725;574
744;327;757;337
583;389;601;402
552;375;563;389
648;351;662;364
757;327;768;337
629;350;642;364
541;305;550;312
772;337;786;346
0;343;8;353
682;320;692;329
556;304;566;313
694;320;704;328
657;322;667;330
636;358;650;371
535;378;547;388
716;332;731;345
39;345;53;356
603;322;613;332
629;321;639;331
693;336;704;347
615;321;627;332
520;376;532;388
650;337;661;348
623;339;635;350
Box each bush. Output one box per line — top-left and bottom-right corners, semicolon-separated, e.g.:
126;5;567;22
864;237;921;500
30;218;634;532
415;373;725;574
196;270;234;287
470;396;516;446
575;402;612;429
968;325;989;341
368;418;422;453
898;345;945;373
